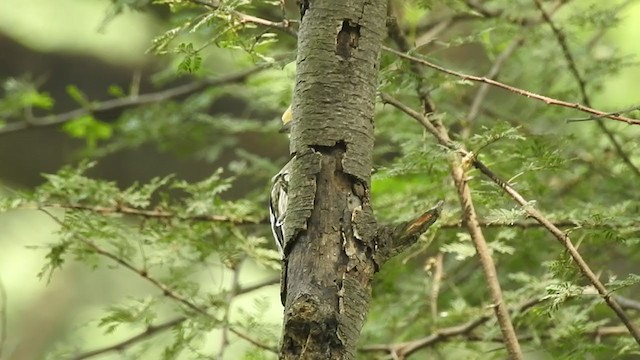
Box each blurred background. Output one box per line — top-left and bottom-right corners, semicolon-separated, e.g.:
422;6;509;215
0;0;294;359
1;0;640;359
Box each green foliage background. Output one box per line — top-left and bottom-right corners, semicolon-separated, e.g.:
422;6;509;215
0;0;640;359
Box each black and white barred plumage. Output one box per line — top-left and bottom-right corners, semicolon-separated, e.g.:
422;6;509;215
270;104;294;258
269;159;292;259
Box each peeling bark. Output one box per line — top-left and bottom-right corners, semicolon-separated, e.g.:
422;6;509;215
279;1;441;358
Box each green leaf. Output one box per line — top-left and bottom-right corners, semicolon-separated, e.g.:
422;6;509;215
107;84;125;97
66;85;91;107
37;241;70;283
62;115;113;148
440;233;475;260
23;90;54;110
607;274;640;292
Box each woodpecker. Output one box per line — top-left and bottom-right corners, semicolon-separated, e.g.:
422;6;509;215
269;104;293;259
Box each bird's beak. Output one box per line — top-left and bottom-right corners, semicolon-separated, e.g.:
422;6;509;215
279;121;292;133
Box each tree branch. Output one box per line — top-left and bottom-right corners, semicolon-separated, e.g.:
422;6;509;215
466;325;631;342
380;92;524;359
384;15;535;357
0;66;268;136
70;317;186;360
21;202;624;229
439;220;608;229
360;297;542;357
375;201;443;264
35;203;258;225
382;46;640;126
235;277;279;295
443;133;524;359
362;291;640;355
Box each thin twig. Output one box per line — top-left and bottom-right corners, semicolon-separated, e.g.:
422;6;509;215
35;203;258;225
235;277;279;295
615;295;640;312
70;317;186;360
382;46;640;126
0;66;267;136
380;93;640;346
429;253;444;324
463;37;524;138
566;105;640;122
69;277;279;360
532;0;640;177
218;265;242;359
439;220;606;229
362;295;635;354
38;208;277;353
464;325;630;343
360;297;542;357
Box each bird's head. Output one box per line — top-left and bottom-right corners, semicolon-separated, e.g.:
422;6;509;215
280;104;293;133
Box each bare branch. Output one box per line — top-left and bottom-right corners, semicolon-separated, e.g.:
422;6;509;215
236;277;279;295
70;317;186;360
439;220;605;229
362;292;639;355
616;295;640;312
444;132;524;359
375;201;444;265
382;46;640;126
36;203;258;225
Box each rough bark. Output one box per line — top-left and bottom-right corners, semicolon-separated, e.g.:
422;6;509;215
279;0;386;359
278;1;442;359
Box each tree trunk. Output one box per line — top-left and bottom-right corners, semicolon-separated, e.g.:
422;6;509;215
279;0;387;359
